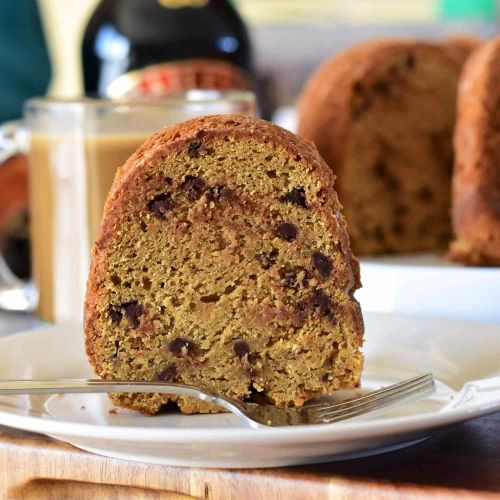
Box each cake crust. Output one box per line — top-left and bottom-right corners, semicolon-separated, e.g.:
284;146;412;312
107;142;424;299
449;37;500;266
85;115;364;414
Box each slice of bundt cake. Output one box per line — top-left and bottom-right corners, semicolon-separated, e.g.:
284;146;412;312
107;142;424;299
449;37;500;266
84;115;364;415
297;40;462;255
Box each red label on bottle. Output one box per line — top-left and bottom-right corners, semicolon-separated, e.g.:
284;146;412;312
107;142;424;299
106;59;248;98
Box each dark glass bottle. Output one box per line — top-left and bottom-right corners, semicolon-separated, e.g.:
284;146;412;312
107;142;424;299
82;0;253;99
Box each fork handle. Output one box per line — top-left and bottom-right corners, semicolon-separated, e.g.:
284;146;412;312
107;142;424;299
0;379;246;413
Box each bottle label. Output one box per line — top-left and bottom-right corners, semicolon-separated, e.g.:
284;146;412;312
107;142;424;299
106;59;248;99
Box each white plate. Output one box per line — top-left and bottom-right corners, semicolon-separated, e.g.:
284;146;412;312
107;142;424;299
0;313;499;468
359;253;500;324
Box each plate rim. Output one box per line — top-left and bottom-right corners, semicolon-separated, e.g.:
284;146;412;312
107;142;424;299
0;397;498;445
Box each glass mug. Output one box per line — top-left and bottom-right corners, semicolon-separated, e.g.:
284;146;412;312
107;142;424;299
0;91;256;323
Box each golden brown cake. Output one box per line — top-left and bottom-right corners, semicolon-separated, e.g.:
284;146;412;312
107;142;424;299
443;34;482;65
84;114;364;415
297;40;462;255
449;37;500;266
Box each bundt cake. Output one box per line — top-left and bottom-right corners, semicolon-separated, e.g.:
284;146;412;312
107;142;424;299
444;35;481;65
449;37;500;266
297;40;463;255
84;114;364;415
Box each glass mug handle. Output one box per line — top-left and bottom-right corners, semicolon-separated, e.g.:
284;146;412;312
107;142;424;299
0;121;38;312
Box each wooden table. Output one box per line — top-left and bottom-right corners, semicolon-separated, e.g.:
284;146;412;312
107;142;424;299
1;412;498;499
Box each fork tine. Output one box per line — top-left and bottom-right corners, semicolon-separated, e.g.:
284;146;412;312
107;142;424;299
315;376;435;423
315;373;434;418
307;372;433;408
316;374;434;418
309;373;433;412
317;377;434;419
317;381;435;424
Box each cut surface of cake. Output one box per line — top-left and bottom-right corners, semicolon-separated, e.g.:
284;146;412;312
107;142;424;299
84;115;364;415
297;40;462;255
449;37;500;266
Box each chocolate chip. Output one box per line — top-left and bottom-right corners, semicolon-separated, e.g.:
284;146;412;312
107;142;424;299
296;300;308;313
233;340;251;358
182;175;206;200
279;267;309;290
297;290;335;320
233;340;256;364
276;222;298;242
406;54;415;69
395;204;408;216
309;289;333;317
169;337;198;358
312;252;332;280
417;186;434;202
322;373;330;382
206;185;231;201
147;193;175;219
108;306;122;324
244;387;271;404
393;222;405;235
122;301;143;329
374;80;390;95
374;161;388;178
281;188;307;208
386;175;400;192
187;141;203;158
282;273;298;289
256;249;278;269
353;81;364;93
375;161;400;191
157;364;177;382
113;340;120;358
353;95;372;118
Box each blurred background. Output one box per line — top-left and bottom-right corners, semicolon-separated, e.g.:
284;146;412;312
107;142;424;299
39;0;498;110
0;0;497;131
